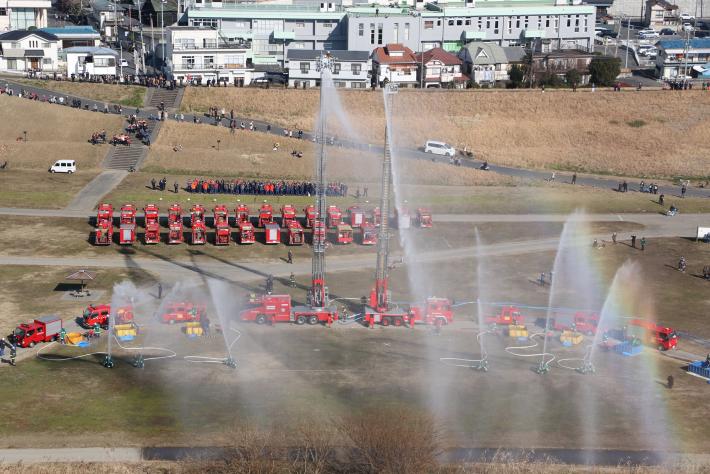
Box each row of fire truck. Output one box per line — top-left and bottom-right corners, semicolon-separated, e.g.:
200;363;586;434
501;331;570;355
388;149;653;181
93;203;433;247
485;305;678;351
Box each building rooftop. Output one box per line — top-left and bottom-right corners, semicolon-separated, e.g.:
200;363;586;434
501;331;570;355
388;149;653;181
415;47;462;66
462;41;508;64
658;38;710;50
0;30;58;42
40;26;100;37
64;46;119;56
287;49;370;61
373;44;417;64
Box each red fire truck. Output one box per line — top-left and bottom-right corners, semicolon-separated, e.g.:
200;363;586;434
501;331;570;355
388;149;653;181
97;203;113;224
80;304;134;329
312;221;326;245
191;220;207;245
363;294;453;327
119;204;137;244
348;206;365;228
9;315;63;348
259;203;274;227
361;223;377;245
410;297;453;326
327;205;342;228
235;204;250;225
486;306;525;326
287;220;304;245
190;204;205;227
368;207;381;227
303;205;317;228
215;219;231;245
281;204;297;227
95;219;113;245
415;208;433;228
169;204;182;225
160;302;206;324
238;222;255;244
553;311;599;335
264;223;281;244
335;224;353;244
144;204;160;244
213;204;228;228
240;294;338;325
628;319;678;351
168;222;183;244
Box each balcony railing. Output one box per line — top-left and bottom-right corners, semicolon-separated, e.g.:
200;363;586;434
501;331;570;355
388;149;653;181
177;63;247;70
173;41;252;50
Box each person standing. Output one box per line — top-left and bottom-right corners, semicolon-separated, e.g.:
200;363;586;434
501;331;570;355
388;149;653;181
640;237;646;251
571;173;577;185
631;235;636;248
9;345;16;366
158;282;163;299
287;250;293;264
539;272;546;287
612;232;617;244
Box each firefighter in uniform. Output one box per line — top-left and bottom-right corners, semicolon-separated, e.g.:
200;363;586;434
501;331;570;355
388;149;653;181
368;316;374;329
289;273;296;288
270;313;276;327
60;327;66;344
326;313;333;328
93;323;102;337
287;250;293;264
10;345;16;366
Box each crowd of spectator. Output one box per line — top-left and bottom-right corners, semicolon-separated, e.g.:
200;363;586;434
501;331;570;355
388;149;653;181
185;178;348;196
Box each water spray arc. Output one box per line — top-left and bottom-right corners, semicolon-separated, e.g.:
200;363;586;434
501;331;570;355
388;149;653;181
309;52;334;310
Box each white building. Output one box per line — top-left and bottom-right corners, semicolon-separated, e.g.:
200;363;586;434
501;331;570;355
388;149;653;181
166;26;254;86
65;46;118;77
414;47;466;88
0;29;58;73
459;42;511;85
286;49;370;88
0;0;51;33
372;43;418;87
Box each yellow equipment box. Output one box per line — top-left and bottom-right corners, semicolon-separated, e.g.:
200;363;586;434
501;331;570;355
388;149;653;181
508;325;528;338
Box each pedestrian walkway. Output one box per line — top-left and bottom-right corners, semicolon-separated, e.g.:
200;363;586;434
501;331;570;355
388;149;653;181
64;169;128;212
147;87;179;110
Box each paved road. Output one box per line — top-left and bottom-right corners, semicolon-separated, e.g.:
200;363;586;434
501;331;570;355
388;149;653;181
64;169;129;212
4;78;709;200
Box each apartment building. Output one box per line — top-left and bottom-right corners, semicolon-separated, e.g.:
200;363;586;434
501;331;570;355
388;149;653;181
184;1;347;66
346;1;596;55
0;0;51;32
286;49;370;88
166;26;254;85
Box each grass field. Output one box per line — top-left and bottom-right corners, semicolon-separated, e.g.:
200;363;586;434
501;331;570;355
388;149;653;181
12;79;146;107
0;169;99;208
144;121;516;186
104;172;709;215
181;88;710;180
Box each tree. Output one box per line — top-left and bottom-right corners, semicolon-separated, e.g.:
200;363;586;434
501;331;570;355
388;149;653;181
588;57;621;86
56;0;82;17
565;68;581;88
508;64;524;89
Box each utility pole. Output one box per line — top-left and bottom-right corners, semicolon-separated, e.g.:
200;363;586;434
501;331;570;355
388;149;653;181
161;0;166;73
624;16;631;69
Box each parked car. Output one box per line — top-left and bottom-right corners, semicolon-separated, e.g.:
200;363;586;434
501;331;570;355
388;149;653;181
638;29;660;39
660;28;675;36
120;59;129;67
424;140;455;157
682;23;694;32
695;30;710;38
49;159;76;174
637;45;657;56
680;13;695;22
598;29;619;38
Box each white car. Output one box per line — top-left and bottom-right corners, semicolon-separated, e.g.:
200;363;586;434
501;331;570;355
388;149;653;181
682;23;695;32
680;13;695;22
120;59;129;67
424;140;455;157
638;29;660;39
637;45;657;56
49;159;76;174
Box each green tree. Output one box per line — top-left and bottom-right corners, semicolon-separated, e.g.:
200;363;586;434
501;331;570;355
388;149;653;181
508;64;524;89
565;68;581;88
588;57;621;86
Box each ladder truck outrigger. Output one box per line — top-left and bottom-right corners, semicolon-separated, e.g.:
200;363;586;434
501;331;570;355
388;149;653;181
363;84;452;329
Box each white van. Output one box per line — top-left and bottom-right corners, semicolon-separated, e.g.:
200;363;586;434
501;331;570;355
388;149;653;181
49;160;76;174
424;140;455;157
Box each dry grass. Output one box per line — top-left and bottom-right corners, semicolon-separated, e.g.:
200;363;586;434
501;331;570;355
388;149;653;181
0;94;123;171
181;88;710;179
146;121;517;186
12;79;146;107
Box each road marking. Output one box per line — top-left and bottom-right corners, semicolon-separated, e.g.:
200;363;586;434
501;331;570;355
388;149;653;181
617;214;624;221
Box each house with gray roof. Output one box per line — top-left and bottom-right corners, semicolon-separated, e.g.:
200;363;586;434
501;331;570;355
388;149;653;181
458;41;511;85
0;29;58;74
287;49;370;88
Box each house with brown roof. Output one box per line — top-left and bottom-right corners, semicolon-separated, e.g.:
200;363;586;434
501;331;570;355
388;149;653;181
371;43;418;88
413;47;466;89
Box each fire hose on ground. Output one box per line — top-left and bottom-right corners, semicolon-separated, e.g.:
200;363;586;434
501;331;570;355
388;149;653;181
439;330;492;371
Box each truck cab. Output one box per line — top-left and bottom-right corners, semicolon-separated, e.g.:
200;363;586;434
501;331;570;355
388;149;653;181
241;294;293;324
303;205;317;228
161;302;205;324
259;204;274;227
82;304;111;328
629;319;678;350
487;306;524;326
327;205;342;228
10;315;62;348
235;204;250;225
281;204;296;227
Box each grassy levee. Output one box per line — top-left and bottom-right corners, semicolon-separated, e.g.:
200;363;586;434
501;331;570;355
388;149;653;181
11;79;146;107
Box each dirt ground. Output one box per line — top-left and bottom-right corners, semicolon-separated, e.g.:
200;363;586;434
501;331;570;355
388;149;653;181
0;235;709;453
180;88;710;179
0;169;99;208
